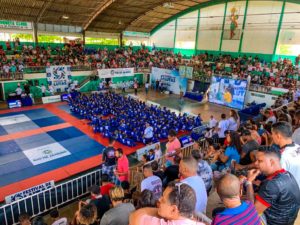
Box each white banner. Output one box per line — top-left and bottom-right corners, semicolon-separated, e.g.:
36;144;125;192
5;181;55;204
98;68;134;79
151;67;188;95
0;20;32;29
0;114;31;126
42;95;61;104
24;143;71;166
46;66;72;92
136;142;161;161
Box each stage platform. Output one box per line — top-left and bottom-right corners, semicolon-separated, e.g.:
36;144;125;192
0;102;143;202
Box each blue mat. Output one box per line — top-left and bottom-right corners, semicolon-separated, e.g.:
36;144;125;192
0;109;65;135
0;126;104;186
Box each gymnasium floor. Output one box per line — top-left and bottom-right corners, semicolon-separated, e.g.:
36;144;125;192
0;90;229;202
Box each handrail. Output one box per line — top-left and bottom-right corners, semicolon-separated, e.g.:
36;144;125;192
0;72;23;81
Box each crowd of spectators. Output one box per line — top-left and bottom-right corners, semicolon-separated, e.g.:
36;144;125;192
1;41;300;92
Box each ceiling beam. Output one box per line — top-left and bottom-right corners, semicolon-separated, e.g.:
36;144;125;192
36;0;55;23
83;0;115;31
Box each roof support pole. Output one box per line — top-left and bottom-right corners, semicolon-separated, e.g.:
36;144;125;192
273;0;286;57
238;0;249;53
82;30;86;45
32;22;38;46
120;32;123;47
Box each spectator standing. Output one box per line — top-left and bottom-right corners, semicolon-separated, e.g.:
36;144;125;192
245;147;300;225
49;84;54;95
102;137;117;184
114;148;129;184
49;209;68;225
212;174;261;225
100;187;135;225
227;110;240;131
130;181;205;225
15;83;22;98
154;143;162;160
217;114;229;144
292;110;300;145
87;185;110;220
179;156;207;213
100;174;115;196
143;122;154;144
145;82;149;95
272;122;300;188
166;130;182;165
209;115;218;129
41;84;46;97
141;164;162;200
134;81;138;95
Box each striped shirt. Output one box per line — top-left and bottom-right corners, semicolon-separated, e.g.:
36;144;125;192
212;201;261;225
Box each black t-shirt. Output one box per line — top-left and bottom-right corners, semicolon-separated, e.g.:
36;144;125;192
257;170;300;225
103;146;116;166
90;195;111;220
240;140;260;165
164;165;179;186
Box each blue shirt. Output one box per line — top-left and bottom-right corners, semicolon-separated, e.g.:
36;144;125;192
182;176;207;213
224;146;240;168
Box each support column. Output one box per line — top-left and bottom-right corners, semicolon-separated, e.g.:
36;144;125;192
219;1;228;52
238;0;249;53
32;22;38;46
194;9;201;55
120;32;123;47
273;0;286;56
82;30;86;45
173;19;178;51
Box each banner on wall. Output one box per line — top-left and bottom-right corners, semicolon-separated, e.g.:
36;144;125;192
98;68;134;79
179;66;193;79
0;20;32;29
151;67;188;95
46;66;72;92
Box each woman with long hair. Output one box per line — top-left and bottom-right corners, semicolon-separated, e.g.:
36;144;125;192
228;110;240;131
211;131;241;171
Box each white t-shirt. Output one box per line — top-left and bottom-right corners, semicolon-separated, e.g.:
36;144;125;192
292;128;300;145
154;149;162;160
218;119;229;138
141;175;162;200
265;116;276;124
281;143;300;189
227;117;238;131
41;85;46;93
209;118;218;128
51;217;68;225
144;126;154;139
16;87;22;95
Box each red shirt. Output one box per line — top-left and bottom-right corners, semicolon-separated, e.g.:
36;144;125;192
117;155;129;182
100;183;114;196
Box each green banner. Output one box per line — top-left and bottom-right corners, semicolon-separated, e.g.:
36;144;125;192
0;20;32;29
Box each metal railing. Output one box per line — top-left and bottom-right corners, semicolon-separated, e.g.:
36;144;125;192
0;169;101;225
0;72;23;81
0;139;209;225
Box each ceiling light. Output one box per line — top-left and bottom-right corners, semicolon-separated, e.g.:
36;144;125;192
62;15;69;19
118;20;122;25
163;2;174;9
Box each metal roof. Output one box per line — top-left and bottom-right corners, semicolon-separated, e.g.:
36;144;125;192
0;0;210;33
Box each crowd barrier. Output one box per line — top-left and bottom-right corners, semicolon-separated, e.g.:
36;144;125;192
0;140;209;225
0;72;23;80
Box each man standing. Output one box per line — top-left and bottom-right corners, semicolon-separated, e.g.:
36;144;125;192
145;82;149;95
102;137;117;184
41;84;46;97
245;146;300;225
15;83;22;98
166;130;182;165
209;115;218;129
114;148;129;184
218;114;229;144
271;121;300;188
179;156;207;213
143;122;154;144
292;110;300;145
134;81;138;95
141;164;162;200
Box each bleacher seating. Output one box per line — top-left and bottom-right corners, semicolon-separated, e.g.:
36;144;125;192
238;103;266;122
